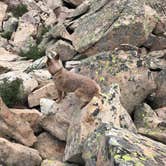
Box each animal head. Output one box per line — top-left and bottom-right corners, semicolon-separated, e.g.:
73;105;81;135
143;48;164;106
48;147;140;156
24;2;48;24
46;51;63;75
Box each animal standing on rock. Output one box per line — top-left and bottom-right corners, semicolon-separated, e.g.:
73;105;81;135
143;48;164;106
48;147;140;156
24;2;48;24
46;51;101;108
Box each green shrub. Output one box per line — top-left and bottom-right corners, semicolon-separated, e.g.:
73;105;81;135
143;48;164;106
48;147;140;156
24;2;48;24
1;31;13;40
11;4;28;18
0;79;24;107
20;45;45;60
36;26;50;44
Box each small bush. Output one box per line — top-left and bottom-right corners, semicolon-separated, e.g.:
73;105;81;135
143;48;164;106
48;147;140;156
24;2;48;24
0;79;24;107
20;45;45;60
1;31;13;40
11;4;28;18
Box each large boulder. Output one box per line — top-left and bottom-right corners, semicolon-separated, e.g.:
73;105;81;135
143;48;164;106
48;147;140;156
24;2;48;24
0;138;41;166
34;132;65;160
0;97;37;146
134;103;166;144
75;50;157;114
82;123;166;166
64;84;136;164
71;0;158;55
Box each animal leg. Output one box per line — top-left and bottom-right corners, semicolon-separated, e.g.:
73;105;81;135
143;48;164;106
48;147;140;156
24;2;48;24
56;90;63;103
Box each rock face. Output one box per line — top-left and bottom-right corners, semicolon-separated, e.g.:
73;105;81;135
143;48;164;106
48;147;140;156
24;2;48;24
82;123;166;166
0;137;42;166
71;0;157;55
64;84;136;164
34;132;65;160
0;97;37;146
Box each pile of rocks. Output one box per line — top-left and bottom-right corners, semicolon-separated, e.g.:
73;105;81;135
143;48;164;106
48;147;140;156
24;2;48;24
0;0;165;165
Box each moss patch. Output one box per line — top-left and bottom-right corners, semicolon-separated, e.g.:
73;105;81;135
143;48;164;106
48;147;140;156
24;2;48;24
20;45;45;60
0;78;24;107
10;4;28;18
1;31;13;40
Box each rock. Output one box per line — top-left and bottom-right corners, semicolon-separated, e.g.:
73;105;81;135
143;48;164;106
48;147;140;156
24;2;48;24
64;84;136;164
0;97;37;146
10;108;42;133
41;160;77;166
40;94;80;141
143;34;166;51
29;69;52;85
0;47;19;61
134;103;166;144
82;123;166;166
54;6;74;23
24;56;47;73
148;69;166;109
47;40;77;61
64;0;84;6
0;71;38;96
12;10;39;52
34;132;65;160
28;82;58;108
0;49;32;73
39;23;72;51
75;51;157;114
67;1;90;19
44;0;63;10
71;0;157;55
155;107;166;121
0;137;41;166
153;17;166;35
40;98;56;115
146;49;166;70
145;0;166;17
0;2;8;31
0;60;32;73
0;36;8;48
2;16;18;35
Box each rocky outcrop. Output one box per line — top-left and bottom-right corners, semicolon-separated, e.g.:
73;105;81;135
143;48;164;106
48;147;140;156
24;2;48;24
82;123;166;166
41;159;77;166
64;84;136;164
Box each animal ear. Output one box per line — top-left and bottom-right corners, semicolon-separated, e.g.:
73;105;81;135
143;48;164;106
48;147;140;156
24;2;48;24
54;54;60;60
46;57;51;66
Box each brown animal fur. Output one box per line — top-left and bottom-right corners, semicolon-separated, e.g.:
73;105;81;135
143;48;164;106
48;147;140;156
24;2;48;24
46;52;101;108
